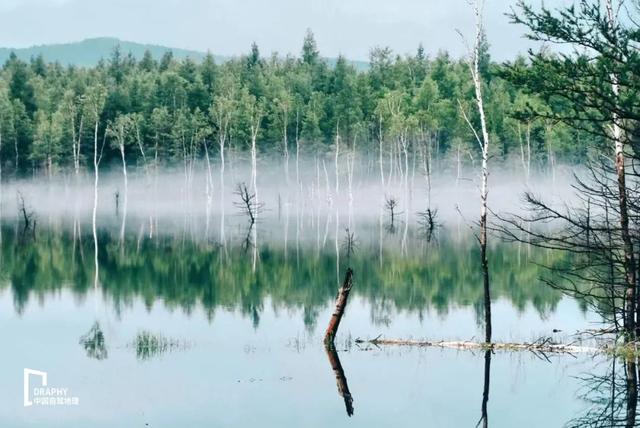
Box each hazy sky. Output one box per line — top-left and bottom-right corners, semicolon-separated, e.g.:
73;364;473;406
0;0;534;61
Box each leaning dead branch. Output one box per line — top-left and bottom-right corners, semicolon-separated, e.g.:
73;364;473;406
324;268;355;346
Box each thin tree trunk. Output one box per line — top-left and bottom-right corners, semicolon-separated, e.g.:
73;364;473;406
119;142;128;242
335;123;340;197
606;0;636;337
283;106;289;187
464;0;492;343
378;114;385;188
295;109;300;190
92;115;100;293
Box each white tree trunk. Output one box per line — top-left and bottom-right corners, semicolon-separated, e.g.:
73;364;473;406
335;124;340;197
119;142;128;242
92;115;100;293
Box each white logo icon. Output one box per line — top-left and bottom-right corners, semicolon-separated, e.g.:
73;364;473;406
23;368;79;407
23;368;48;407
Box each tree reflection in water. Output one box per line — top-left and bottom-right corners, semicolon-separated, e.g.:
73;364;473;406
79;321;108;360
568;357;638;428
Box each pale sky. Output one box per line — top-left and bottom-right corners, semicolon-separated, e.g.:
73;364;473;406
0;0;534;61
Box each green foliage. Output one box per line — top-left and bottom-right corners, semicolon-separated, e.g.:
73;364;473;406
0;34;600;176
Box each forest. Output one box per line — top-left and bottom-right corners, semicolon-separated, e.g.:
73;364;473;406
0;29;594;179
5;0;640;425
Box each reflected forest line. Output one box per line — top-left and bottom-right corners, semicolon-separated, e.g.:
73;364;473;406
0;217;571;328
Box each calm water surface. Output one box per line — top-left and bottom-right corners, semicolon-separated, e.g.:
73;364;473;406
0;204;625;427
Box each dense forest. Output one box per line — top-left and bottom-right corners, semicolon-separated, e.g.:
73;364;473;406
0;30;594;178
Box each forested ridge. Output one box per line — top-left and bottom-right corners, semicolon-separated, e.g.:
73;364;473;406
0;30;593;177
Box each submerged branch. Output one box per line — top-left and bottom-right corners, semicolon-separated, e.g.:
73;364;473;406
355;336;615;355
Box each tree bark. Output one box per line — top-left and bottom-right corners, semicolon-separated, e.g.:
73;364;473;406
324;268;354;344
606;0;636;338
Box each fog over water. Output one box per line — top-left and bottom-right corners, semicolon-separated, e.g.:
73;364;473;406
0;156;579;235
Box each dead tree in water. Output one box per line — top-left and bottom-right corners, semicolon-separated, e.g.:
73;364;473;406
384;196;401;233
324;268;354;345
17;191;35;237
234;182;263;225
342;228;357;258
418;135;439;240
418;208;439;241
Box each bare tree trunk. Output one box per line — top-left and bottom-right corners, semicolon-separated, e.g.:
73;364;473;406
119;141;128;242
461;0;492;343
606;0;636;337
323;158;332;207
283;106;289;187
250;116;261;273
626;358;638;427
526;122;531;180
71;114;83;178
203;139;214;238
335;123;340;197
250;124;259;209
347;137;355;231
378;114;385;188
92;115;100;294
14;134;18;176
456;141;461;187
295;108;300;189
324;268;354;344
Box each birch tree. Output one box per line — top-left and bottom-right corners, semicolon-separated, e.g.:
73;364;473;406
459;0;493;343
86;84;106;291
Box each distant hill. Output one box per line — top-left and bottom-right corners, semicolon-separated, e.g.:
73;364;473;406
0;37;369;71
0;37;219;67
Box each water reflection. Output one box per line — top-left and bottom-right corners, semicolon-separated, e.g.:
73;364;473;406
0;218;570;328
2;214;620;426
568;357;639;427
478;350;491;428
325;345;354;417
79;321;108;360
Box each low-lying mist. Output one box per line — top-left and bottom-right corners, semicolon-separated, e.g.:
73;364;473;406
0;155;579;242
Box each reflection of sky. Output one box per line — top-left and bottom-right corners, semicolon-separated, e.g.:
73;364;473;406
0;287;599;427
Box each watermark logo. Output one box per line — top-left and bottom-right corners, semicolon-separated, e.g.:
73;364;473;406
23;368;80;407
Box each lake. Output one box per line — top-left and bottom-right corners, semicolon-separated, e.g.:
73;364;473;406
0;168;631;427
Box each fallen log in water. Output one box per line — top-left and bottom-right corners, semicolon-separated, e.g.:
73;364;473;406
355;336;606;354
